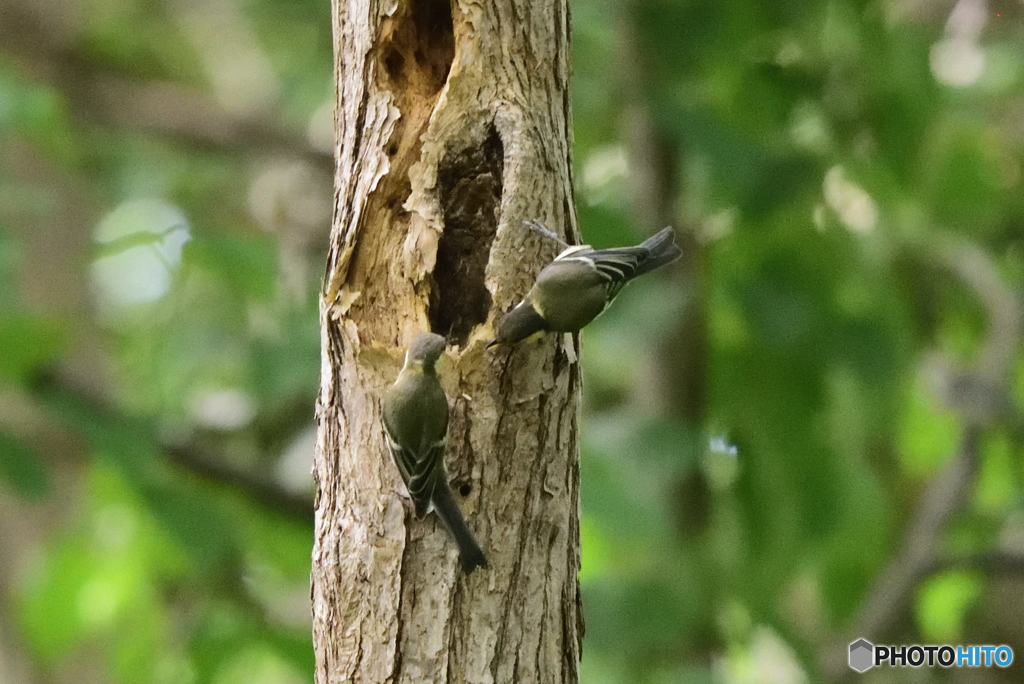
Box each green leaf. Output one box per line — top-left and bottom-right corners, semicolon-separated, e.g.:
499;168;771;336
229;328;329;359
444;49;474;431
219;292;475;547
580;516;612;583
974;433;1014;513
916;571;983;642
17;539;92;660
111;604;164;684
185;235;278;300
212;644;306;684
0;431;50;499
143;481;236;569
898;377;961;476
0;314;66;383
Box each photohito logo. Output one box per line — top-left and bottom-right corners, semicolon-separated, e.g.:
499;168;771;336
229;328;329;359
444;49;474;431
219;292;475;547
848;639;1013;672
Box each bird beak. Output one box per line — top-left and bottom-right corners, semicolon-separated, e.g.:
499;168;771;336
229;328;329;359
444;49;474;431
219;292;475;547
485;338;500;349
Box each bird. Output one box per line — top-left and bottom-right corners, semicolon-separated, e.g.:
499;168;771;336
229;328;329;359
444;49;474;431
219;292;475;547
382;332;487;572
487;225;682;347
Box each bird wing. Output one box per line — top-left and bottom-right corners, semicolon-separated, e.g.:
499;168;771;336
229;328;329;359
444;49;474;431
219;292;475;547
553;244;593;260
382;416;445;519
553;245;651;299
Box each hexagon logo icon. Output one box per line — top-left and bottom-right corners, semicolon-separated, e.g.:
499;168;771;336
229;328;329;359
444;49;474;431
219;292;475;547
849;638;874;673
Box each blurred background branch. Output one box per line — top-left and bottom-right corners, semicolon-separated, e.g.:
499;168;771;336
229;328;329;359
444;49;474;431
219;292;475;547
825;238;1022;678
0;1;331;163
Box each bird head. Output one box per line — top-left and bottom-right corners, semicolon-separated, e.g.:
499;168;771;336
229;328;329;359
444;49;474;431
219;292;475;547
486;301;548;348
405;332;447;370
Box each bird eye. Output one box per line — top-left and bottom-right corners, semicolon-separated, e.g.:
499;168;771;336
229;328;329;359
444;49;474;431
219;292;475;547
458;483;472;497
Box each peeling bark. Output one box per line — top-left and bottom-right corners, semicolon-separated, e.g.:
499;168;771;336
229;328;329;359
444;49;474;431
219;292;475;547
312;0;581;682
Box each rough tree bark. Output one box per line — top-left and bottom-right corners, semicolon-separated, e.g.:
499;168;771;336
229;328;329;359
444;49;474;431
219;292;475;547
312;0;582;682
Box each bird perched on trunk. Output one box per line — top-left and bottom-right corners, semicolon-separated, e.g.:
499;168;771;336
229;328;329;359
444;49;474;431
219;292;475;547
487;226;682;347
382;332;487;572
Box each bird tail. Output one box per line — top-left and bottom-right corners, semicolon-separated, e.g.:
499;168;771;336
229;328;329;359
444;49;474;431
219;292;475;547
634;227;682;277
431;481;487;573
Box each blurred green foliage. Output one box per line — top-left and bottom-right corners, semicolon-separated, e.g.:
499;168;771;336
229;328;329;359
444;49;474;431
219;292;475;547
1;0;1023;683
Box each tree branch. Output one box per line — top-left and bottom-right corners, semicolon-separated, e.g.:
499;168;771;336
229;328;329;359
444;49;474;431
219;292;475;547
821;238;1022;680
927;550;1024;578
38;367;313;522
0;1;330;166
163;440;312;522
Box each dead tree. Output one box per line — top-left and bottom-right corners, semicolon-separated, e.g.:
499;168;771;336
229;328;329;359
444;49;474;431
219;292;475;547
312;0;582;681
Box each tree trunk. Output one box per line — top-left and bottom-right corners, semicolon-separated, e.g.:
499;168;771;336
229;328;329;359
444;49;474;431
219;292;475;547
312;0;582;682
